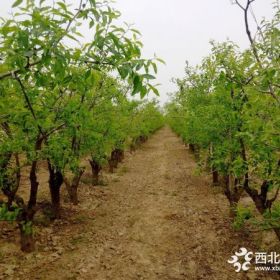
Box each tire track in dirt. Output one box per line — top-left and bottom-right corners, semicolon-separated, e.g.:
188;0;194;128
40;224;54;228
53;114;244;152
9;127;279;280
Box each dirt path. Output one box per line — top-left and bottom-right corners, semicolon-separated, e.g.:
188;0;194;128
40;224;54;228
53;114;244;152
1;127;278;280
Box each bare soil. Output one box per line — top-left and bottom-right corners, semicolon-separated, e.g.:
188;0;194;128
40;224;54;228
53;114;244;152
0;127;279;280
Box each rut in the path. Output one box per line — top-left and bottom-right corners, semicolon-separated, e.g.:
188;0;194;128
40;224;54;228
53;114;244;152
17;127;278;280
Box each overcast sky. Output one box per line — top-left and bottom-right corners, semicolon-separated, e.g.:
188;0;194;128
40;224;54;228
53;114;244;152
114;0;275;103
0;0;276;104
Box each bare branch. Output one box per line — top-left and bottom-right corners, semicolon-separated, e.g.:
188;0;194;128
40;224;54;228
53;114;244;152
234;0;280;104
234;0;245;11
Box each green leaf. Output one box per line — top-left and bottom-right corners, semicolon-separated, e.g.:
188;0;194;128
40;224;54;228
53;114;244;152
152;62;157;74
142;74;156;80
148;84;159;96
89;0;96;7
12;0;23;8
118;67;129;79
140;86;148;98
156;58;166;65
89;20;95;29
132;75;142;94
57;2;67;11
85;69;91;79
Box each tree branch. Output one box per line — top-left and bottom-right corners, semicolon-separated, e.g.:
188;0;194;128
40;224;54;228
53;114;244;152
235;0;280;104
14;73;44;136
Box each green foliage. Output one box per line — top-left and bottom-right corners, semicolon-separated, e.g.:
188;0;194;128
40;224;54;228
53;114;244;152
0;0;163;251
233;205;253;230
0;204;21;221
20;221;33;236
261;203;280;230
165;7;280;233
0;0;163;177
250;203;280;231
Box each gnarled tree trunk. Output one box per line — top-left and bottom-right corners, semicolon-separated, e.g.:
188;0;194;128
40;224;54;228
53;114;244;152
19;219;35;253
64;169;84;205
47;160;64;219
108;150;119;173
115;149;124;162
223;175;243;217
19;136;43;252
89;159;102;185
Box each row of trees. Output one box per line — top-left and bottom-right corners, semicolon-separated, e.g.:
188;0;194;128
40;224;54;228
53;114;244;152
0;0;163;252
166;1;280;240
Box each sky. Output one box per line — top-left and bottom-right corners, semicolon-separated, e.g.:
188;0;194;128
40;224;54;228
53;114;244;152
0;0;276;104
113;0;276;103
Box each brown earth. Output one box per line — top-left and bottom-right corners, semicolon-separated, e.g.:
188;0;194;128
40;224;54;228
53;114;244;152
0;127;279;280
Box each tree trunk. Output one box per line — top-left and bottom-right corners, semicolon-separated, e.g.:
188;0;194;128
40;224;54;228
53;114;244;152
189;144;195;153
273;228;280;241
189;144;200;160
108;150;119;173
65;180;78;205
19;221;35;253
64;169;84;205
142;135;148;143
69;185;78;205
212;170;219;186
47;161;63;219
19;136;43;252
89;159;101;185
1;154;21;209
245;187;280;242
18;206;36;252
28;160;39;209
28;136;43;210
115;149;124;162
108;160;115;173
223;175;242;217
229;202;238;218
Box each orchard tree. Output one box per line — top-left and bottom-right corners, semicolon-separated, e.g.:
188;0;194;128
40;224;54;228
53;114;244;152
166;5;280;239
0;0;162;252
